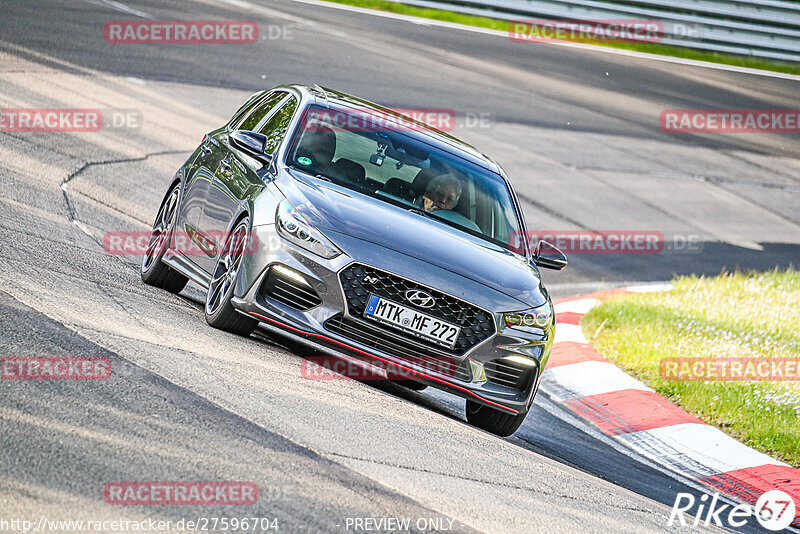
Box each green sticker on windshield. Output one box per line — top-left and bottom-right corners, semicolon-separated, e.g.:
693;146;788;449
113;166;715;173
298;157;312;166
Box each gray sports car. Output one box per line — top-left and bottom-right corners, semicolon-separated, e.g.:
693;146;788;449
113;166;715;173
141;84;567;436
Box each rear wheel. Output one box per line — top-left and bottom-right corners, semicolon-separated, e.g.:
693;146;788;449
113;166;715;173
140;183;189;293
204;218;257;336
465;400;527;437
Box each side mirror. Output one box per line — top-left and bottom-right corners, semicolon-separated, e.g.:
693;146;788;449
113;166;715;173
533;240;567;270
230;130;273;166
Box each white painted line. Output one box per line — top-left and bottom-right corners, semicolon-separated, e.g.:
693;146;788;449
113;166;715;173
554;323;588;344
125;77;147;86
535;391;745;507
211;0;320;25
545;286;796;502
288;0;800;81
555;297;600;315
72;220;95;238
217;0;256;8
728;240;765;251
621;423;788;475
626;283;674;293
79;0;153;19
546;360;652;398
544;282;630;293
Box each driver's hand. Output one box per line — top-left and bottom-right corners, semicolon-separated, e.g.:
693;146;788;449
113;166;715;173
423;196;436;212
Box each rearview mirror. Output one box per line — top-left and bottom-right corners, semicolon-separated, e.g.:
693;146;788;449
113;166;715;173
230;130;273;166
533;240;567;270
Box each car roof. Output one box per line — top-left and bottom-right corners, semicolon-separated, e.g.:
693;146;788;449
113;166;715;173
275;84;501;174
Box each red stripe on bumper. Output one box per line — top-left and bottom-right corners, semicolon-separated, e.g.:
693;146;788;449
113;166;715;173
248;311;519;415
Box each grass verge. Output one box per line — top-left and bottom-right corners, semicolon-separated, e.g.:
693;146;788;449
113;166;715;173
582;270;800;467
320;0;800;76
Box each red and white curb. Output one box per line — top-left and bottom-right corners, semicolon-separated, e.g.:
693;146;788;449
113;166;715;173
540;284;800;527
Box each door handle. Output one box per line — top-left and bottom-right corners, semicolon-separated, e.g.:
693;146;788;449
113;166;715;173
219;159;231;172
202;144;213;155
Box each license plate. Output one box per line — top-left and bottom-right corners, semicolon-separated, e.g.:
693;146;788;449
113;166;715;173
364;294;461;349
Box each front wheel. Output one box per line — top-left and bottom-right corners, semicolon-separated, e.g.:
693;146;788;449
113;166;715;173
465;400;527;437
204;218;257;336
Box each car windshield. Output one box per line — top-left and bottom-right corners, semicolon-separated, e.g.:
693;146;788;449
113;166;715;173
285;105;522;250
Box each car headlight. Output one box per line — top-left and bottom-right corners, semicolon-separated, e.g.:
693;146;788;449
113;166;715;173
504;302;553;330
276;201;342;259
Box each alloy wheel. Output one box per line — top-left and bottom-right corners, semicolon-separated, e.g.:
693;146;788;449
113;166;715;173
205;220;248;316
142;187;180;273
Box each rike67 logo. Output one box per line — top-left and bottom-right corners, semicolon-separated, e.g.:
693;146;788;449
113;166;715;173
669;490;797;531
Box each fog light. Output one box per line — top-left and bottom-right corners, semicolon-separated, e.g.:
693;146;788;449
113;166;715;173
504;355;536;367
272;264;311;287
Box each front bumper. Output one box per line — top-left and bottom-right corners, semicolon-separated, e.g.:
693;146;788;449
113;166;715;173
232;223;553;415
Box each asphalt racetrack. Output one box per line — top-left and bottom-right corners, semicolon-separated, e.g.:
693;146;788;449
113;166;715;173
1;1;799;532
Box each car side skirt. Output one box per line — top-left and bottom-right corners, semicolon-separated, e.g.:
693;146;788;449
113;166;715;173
162;252;212;288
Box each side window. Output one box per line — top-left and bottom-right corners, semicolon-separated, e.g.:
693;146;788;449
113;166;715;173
233;92;286;131
229;91;265;125
258;96;298;154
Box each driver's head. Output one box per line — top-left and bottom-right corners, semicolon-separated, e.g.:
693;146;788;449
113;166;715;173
295;125;337;170
422;174;462;212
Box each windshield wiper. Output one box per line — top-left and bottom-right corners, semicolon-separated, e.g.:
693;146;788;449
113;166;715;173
407;207;430;218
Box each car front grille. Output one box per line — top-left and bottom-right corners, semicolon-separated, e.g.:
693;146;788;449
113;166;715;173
324;314;472;382
338;263;495;356
258;266;322;311
484;359;536;391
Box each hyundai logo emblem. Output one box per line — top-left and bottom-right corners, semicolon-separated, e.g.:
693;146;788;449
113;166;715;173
405;289;435;308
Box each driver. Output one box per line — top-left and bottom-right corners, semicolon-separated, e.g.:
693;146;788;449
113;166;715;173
419;174;462;213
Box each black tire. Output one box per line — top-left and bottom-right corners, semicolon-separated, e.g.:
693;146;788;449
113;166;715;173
465;400;527;437
204;217;257;336
141;183;189;294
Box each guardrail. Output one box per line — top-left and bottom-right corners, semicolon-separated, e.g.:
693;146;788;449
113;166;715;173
395;0;800;62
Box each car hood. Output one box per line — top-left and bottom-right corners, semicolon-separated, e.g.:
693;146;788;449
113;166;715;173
276;170;546;308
